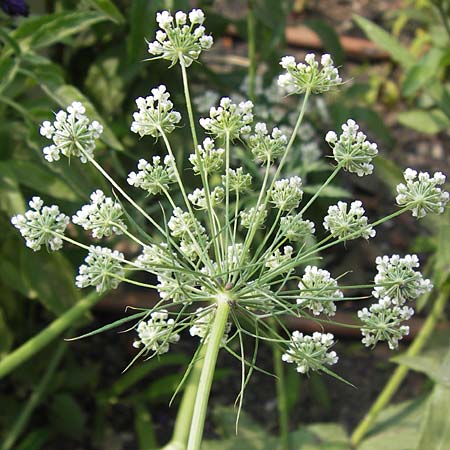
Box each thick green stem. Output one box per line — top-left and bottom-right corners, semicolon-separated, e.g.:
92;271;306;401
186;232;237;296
163;346;206;450
350;281;450;447
0;291;100;380
273;346;290;450
247;0;256;102
1;341;67;450
187;295;231;450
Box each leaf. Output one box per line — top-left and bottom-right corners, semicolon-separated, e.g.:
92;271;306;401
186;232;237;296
304;19;345;66
40;84;124;151
134;401;157;450
0;309;13;357
127;0;156;61
15;428;51;450
85;0;125;24
49;394;86;441
397;109;450;134
353;15;413;69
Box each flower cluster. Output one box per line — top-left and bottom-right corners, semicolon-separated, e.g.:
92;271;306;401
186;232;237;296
325;119;378;176
265;246;294;271
278;54;342;95
240;206;267;229
270;176;303;210
75;246;125;293
127;156;176;195
130;85;181;138
133;310;180;355
297;266;342;316
247;123;287;163
200;97;254;140
190;307;231;346
189;187;224;210
358;297;414;350
224;168;252;192
396;169;449;218
147;9;213;67
39;102;103;163
189;138;224;175
282;331;338;373
72;190;126;239
323;200;375;241
280;214;315;242
11;197;69;251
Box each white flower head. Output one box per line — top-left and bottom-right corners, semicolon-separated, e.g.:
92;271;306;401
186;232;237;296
270;176;303;211
323;200;375;241
133;310;180;355
189;138;224;174
326;119;378;176
223;167;252;193
199;97;254;140
358;297;414;350
148;9;213;67
72;190;127;239
247;123;287;163
280;214;315;242
296;266;342;316
372;254;432;305
189;186;224;210
278;53;342;95
131;85;181;138
127;155;176;195
11;197;69;251
39;102;103;163
240;205;267;229
396;169;449;218
282;331;338;374
189;307;231;347
75;246;125;293
265;246;293;272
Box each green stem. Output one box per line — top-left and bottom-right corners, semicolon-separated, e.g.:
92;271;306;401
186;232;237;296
273;346;290;450
1;341;67;450
187;294;231;450
164;346;207;450
0;291;100;380
247;0;256;102
350;281;450;447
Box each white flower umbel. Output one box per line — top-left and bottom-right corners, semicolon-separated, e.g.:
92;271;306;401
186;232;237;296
270;176;303;211
75;246;125;293
189;187;224;210
240;205;267;229
168;207;206;239
147;9;213;67
199;97;254;140
39;102;103;163
133;310;180;355
396;169;449;218
11;197;69;251
127;156;176;195
278;53;342;95
326;119;378;177
130;85;181;138
189;138;225;175
265;246;294;272
280;214;315;242
297;266;342;316
247;123;287;164
323;200;375;241
282;331;338;373
72;190;126;239
190;307;231;347
372;254;432;305
224;168;252;192
136;243;174;270
358;297;414;349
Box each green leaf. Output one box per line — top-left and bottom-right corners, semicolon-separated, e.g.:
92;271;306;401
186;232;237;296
0;309;13;357
85;0;125;24
127;0;155;61
304;19;345;66
40;84;124;151
134;401;157;450
49;394;86;440
353;15;413;69
5;160;78;201
397;109;450;134
15;428;51;450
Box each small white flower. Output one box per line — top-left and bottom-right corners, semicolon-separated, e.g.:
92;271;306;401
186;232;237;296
189;307;231;346
188;186;224;210
11;197;69;251
396;169;449;218
131;85;181;138
39;102;103;163
240;205;267;229
189;9;205;24
133;310;180;355
265;246;293;271
282;331;338;373
247;123;287;163
72;190;127;239
280;214;315;242
323;200;375;241
270;176;303;210
75;246;125;293
223;168;252;193
189;138;224;174
326;119;378;176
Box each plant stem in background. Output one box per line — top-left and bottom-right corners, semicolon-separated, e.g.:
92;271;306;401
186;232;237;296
350;280;450;447
187;295;231;450
273;345;291;450
163;347;206;450
0;291;100;380
1;341;67;450
247;0;256;102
